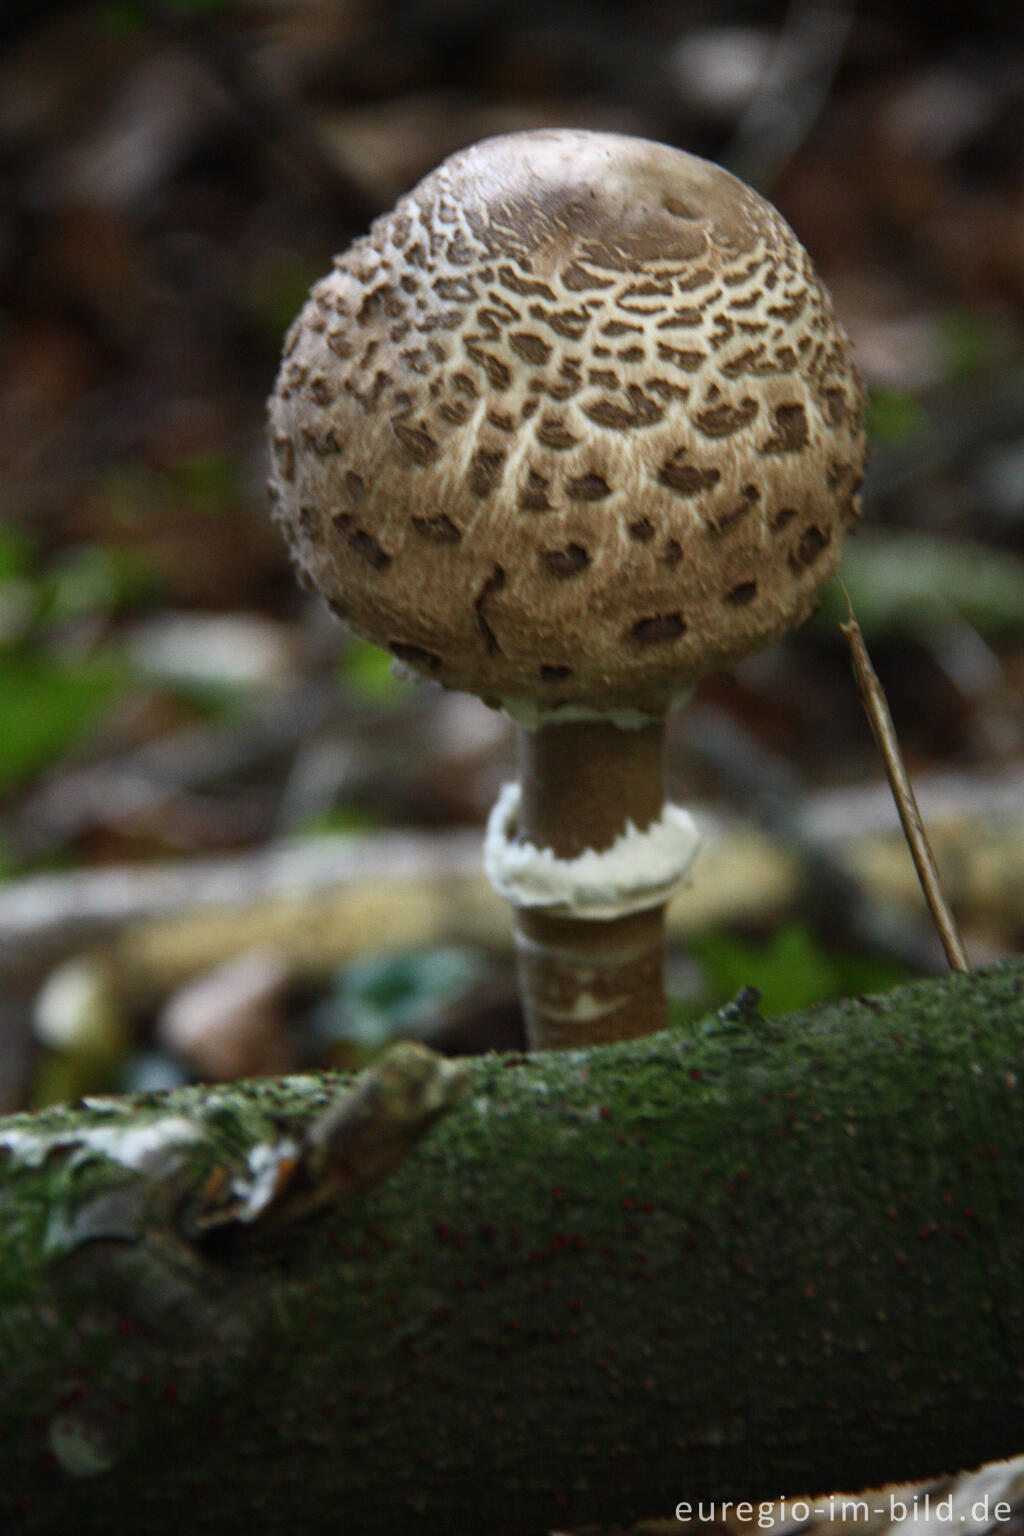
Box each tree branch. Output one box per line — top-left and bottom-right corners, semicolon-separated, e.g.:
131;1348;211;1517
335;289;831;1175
2;961;1024;1531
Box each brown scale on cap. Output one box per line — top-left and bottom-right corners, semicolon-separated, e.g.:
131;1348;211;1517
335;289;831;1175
268;130;865;716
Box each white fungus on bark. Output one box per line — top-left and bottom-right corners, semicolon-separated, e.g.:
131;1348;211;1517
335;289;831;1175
0;1116;200;1173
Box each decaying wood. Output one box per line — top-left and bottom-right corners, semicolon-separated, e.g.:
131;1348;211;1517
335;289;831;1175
1;961;1023;1533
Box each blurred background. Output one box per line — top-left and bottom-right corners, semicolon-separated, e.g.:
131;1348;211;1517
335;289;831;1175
2;0;1024;1112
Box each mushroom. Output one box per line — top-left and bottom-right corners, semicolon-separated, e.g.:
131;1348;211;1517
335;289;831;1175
267;130;866;1050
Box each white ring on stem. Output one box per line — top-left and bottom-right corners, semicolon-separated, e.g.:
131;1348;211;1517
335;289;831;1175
484;782;701;920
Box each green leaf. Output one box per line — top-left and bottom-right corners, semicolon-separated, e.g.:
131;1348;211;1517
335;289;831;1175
339;639;407;703
820;533;1024;639
0;652;127;794
99;0;148;35
938;308;1008;381
686;923;909;1018
866;388;932;446
167;453;239;517
44;544;162;622
246;258;327;349
296;806;382;837
0;524;34;581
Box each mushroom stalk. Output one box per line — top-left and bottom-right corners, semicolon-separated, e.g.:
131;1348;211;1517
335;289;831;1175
517;719;665;859
513;719;671;1049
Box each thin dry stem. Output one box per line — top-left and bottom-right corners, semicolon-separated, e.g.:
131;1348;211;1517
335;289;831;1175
840;592;971;973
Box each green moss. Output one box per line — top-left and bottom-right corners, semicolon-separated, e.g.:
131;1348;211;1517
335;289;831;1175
1;963;1023;1533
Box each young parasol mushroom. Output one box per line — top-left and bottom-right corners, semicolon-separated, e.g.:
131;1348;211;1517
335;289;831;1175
267;130;866;1051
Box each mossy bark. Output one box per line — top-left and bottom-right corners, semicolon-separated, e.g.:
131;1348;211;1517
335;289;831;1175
2;961;1024;1534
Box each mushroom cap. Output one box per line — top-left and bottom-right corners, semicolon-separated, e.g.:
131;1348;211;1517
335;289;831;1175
268;129;866;719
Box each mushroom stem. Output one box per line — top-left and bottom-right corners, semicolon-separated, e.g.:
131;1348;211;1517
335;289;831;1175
517;719;666;859
514;719;670;1049
514;903;670;1051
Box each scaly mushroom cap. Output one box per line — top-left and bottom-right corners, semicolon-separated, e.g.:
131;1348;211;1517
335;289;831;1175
268;130;866;719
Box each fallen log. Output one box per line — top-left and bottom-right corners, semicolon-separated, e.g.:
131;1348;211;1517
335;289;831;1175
1;961;1023;1533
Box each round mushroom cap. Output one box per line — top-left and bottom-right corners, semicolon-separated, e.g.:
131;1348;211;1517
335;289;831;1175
268;129;866;720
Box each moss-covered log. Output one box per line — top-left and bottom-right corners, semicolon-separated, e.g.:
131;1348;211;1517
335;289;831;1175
2;961;1024;1534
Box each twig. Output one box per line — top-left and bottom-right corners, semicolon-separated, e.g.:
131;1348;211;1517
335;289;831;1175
840;592;971;973
681;703;948;974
